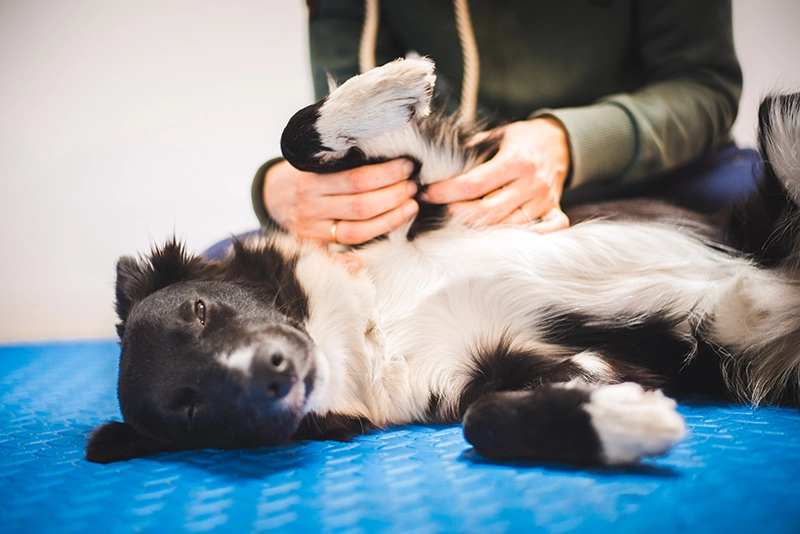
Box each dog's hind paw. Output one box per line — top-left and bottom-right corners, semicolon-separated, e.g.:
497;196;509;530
584;383;686;465
463;382;686;466
315;57;437;153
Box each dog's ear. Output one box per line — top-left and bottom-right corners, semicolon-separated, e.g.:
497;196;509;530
86;421;172;464
115;239;218;334
115;255;148;328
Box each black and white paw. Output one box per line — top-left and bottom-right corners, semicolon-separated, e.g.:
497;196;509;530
462;383;685;466
462;386;603;465
281;57;436;171
314;57;436;155
582;382;686;465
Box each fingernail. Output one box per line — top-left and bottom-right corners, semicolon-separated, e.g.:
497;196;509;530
419;192;430;202
407;181;418;196
403;201;419;218
402;159;414;176
343;256;362;273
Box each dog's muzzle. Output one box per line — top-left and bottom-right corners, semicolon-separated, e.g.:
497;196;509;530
250;342;298;400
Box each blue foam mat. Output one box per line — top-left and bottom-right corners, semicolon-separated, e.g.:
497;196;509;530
1;341;799;533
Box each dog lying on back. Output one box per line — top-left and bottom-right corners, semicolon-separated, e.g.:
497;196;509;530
87;58;800;465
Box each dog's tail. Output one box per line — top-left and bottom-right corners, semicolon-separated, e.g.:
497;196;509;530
760;94;800;204
722;93;800;405
731;93;800;269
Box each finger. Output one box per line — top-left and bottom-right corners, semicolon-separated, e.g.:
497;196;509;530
498;204;542;226
448;173;553;225
447;198;494;226
515;185;562;222
423;156;513;204
331;253;362;273
325;199;419;245
304;158;415;196
448;181;527;225
314;179;417;222
526;207;570;234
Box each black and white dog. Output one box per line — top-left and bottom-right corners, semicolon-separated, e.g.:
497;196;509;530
87;58;800;466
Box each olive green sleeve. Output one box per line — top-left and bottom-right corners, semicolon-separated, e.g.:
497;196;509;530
250;157;287;233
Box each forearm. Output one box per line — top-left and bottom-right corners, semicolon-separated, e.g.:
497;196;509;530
540;77;740;188
604;77;740;182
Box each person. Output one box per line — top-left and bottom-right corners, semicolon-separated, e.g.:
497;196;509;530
248;0;747;248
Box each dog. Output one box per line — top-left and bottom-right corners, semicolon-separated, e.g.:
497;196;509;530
87;58;800;466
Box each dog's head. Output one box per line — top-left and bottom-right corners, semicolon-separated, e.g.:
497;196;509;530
86;238;324;463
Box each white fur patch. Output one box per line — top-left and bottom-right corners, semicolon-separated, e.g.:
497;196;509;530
315;57;436;155
764;95;800;205
292;244;377;417
583;383;686;465
571;352;613;381
221;346;254;374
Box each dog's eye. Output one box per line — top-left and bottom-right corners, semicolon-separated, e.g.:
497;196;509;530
194;300;206;325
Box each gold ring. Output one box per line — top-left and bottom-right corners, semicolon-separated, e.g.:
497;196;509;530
518;207;532;223
330;220;340;244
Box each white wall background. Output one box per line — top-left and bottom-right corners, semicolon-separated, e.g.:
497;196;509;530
0;1;312;341
0;1;799;343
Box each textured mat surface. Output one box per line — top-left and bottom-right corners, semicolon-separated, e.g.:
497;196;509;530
1;341;799;533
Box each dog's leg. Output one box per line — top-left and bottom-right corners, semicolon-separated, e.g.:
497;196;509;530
281;57;437;173
458;342;686;465
462;381;685;466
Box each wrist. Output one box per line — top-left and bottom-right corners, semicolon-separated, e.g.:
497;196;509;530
532;103;636;188
532;117;571;189
251;157;287;232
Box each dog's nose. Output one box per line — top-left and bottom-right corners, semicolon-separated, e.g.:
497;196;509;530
251;345;297;400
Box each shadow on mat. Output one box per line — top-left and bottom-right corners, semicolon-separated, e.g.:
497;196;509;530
459;448;680;478
80;441;319;480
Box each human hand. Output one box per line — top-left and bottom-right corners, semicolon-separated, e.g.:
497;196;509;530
264;158;419;245
422;117;571;233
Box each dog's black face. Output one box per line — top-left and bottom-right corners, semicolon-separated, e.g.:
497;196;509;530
87;239;318;463
120;280;317;447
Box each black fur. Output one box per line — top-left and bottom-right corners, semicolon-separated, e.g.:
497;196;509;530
279;100;329;173
725;96;800;266
223;239;309;324
88;239;320;463
281;99;381;175
86;421;173;464
457;338;580;418
463;387;602;464
406;201;450;240
292;413;375;442
537;311;728;398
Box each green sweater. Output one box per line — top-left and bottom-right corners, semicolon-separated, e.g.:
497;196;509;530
253;0;741;226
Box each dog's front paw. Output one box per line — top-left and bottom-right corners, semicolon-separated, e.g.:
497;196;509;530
584;383;686;465
315;57;437;153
